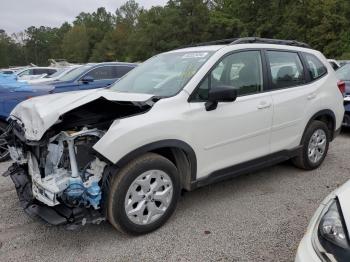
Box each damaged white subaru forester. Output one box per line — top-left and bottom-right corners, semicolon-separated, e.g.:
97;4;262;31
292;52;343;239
2;38;345;235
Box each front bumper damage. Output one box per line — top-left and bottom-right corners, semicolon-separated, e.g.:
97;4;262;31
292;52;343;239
2;124;110;228
3;164;104;226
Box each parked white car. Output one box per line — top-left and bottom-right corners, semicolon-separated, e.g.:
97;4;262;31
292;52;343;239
16;67;58;80
2;37;344;235
23;66;80;84
296;180;350;261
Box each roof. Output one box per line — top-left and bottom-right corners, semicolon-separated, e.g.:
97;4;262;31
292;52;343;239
174;37;311;53
169;45;225;53
94;62;138;66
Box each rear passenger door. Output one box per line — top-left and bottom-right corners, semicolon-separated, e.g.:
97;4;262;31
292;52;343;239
265;50;319;152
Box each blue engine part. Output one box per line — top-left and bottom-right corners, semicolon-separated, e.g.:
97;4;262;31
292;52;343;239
85;181;102;210
64;177;102;209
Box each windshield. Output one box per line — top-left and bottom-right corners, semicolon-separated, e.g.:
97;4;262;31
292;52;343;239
110;51;214;96
336;64;350;81
58;65;93;82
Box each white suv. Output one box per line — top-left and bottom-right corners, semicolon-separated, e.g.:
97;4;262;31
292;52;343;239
3;38;344;235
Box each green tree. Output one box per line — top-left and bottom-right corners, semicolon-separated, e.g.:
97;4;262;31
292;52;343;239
61;25;89;63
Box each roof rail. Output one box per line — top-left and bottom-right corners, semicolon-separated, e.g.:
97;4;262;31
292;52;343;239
179;38;239;48
231;37;310;48
179;37;310;49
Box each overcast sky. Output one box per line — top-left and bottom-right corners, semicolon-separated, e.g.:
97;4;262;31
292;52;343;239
0;0;168;34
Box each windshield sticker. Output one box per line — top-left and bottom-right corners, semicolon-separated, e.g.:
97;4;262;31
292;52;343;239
182;52;208;59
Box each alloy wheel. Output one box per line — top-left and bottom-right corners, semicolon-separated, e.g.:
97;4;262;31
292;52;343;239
124;170;173;225
308;129;327;164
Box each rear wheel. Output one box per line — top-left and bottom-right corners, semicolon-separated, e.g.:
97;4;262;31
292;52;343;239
292;120;330;170
107;153;180;235
0;121;9;162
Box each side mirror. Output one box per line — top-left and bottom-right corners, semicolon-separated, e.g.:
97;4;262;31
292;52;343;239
81;75;94;83
205;86;237;111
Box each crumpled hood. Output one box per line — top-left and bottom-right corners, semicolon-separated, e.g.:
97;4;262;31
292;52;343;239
10;88;153;141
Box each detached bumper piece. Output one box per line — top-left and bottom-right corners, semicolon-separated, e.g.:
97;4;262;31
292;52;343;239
3;164;105;227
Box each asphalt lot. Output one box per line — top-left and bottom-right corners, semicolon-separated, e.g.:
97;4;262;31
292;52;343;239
1;131;350;262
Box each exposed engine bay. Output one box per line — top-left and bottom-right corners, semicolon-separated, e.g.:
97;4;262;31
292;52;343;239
2;93;154;227
4;127;109;226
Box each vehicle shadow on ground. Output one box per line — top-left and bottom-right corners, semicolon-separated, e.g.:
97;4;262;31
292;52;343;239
36;159;300;238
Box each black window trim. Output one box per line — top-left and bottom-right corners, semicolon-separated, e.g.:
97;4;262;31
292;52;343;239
263;49;309;92
79;65;135;81
188;48;268;102
300;52;328;83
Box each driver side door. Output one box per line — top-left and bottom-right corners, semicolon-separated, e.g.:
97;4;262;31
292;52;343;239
188;50;273;179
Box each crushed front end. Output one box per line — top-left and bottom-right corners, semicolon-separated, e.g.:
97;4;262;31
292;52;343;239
3;121;110;227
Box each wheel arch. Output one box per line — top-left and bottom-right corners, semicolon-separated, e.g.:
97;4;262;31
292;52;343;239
303;109;336;142
114;139;197;191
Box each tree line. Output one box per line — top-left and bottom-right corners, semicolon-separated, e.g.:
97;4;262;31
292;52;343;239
1;0;350;67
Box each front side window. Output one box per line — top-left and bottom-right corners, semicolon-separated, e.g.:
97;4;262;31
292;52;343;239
304;53;327;80
267;51;305;89
110;51;214;97
192;51;263;101
58;65;93;82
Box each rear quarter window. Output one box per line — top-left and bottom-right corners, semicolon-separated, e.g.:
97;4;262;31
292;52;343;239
303;53;327;81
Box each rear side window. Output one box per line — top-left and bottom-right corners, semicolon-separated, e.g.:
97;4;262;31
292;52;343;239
267;51;305;89
303;53;327;80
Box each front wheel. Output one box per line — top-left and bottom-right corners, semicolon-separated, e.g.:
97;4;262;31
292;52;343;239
107;153;180;235
0;121;10;162
292;120;330;170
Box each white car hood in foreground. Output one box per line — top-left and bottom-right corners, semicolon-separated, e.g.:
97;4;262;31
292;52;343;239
332;180;350;237
10;88;153;141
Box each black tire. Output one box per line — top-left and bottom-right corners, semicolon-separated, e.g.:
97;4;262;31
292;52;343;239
107;153;180;235
292;120;330;170
0;121;10;162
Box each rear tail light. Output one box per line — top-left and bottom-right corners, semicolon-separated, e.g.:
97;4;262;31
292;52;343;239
337;80;346;96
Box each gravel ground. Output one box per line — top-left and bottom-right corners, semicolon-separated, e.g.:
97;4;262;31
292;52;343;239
1;131;350;262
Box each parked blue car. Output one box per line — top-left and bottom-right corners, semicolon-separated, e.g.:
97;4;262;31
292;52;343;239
336;64;350;126
0;62;137;161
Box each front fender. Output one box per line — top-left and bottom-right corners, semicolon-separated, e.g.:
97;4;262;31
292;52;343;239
93;116;194;165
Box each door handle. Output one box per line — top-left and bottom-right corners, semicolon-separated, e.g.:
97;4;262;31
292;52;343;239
307;93;317;100
257;101;271;109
